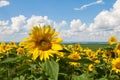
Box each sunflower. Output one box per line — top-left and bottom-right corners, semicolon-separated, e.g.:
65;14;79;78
9;41;17;48
68;52;81;60
16;47;25;55
5;44;12;52
108;36;117;45
24;25;63;61
0;42;6;53
88;64;94;71
114;42;120;57
69;62;80;67
112;58;120;73
19;42;25;47
85;49;96;59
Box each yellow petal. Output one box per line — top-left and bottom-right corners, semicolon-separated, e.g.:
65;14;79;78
32;49;39;60
52;32;59;37
51;38;63;43
52;44;63;50
43;51;49;61
45;26;50;34
40;51;44;61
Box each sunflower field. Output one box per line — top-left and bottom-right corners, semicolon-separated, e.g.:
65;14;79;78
0;25;120;80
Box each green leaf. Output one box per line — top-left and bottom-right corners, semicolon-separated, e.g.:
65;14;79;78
44;59;59;80
98;77;108;80
0;55;29;64
78;58;93;64
13;77;19;80
72;74;93;80
13;76;25;80
19;76;25;80
72;75;81;80
0;57;18;63
16;63;30;75
68;58;93;64
109;75;120;80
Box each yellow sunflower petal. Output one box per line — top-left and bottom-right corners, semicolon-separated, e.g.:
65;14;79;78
32;49;39;60
52;32;59;37
40;51;44;61
45;25;50;34
43;51;49;61
51;38;63;43
52;44;63;50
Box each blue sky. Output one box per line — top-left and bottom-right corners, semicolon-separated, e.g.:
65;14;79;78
0;0;120;42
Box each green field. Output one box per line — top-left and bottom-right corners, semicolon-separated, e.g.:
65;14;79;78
80;43;110;51
63;42;116;51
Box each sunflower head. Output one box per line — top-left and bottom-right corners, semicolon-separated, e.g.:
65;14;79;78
114;42;120;53
108;36;117;45
69;62;80;67
112;58;120;73
16;47;25;55
68;52;81;60
9;41;17;48
88;64;94;71
24;25;63;61
19;42;25;47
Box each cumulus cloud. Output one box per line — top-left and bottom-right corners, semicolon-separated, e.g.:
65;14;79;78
24;15;52;30
52;20;67;31
88;0;120;32
88;0;120;41
113;0;120;9
0;0;10;7
11;15;26;33
74;0;103;10
24;15;67;32
0;20;8;26
0;15;26;34
0;15;86;42
59;19;87;42
60;0;120;42
70;19;86;31
0;15;67;42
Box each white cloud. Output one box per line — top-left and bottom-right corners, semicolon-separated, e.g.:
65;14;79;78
0;15;87;42
0;15;67;42
11;15;26;33
59;19;87;42
24;15;67;32
0;20;9;26
0;15;26;34
0;0;10;7
70;19;86;31
60;0;120;42
88;0;120;41
74;0;103;10
52;20;67;31
24;15;52;30
113;0;120;9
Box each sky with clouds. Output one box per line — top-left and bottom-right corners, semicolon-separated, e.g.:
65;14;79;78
0;0;120;42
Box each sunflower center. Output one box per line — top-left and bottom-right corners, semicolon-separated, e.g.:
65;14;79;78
116;64;120;69
38;40;51;51
40;41;47;46
111;39;114;42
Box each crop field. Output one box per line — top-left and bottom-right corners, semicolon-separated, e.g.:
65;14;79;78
64;43;112;51
79;43;111;50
